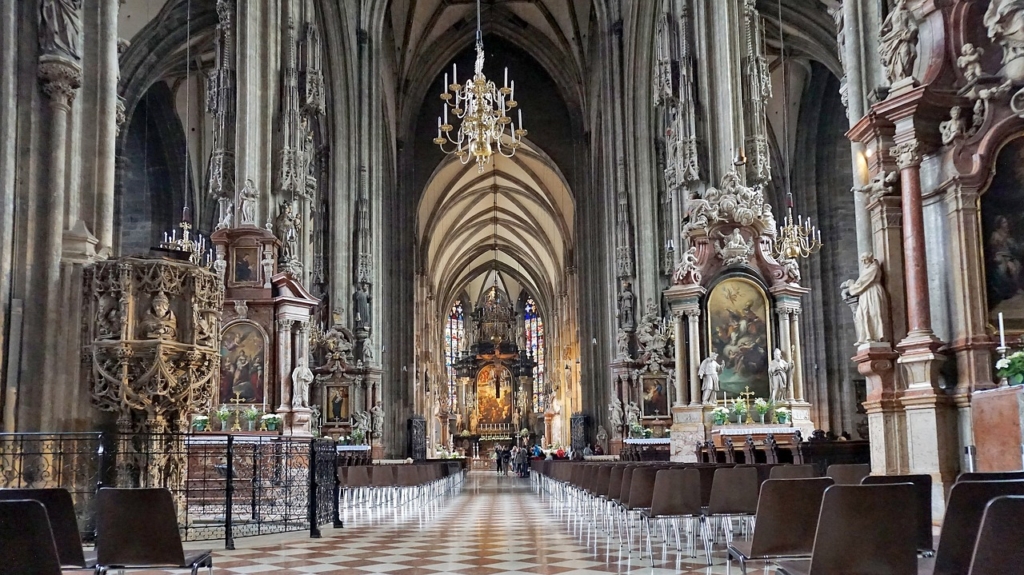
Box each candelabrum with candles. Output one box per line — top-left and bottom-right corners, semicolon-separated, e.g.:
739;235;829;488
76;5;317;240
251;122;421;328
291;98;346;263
160;207;213;266
433;33;526;172
772;193;822;260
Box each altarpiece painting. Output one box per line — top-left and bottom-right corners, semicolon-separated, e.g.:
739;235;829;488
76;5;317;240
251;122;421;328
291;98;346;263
707;276;771;398
323;385;350;424
219;321;267;404
476;363;512;424
983;138;1024;332
641;376;669;418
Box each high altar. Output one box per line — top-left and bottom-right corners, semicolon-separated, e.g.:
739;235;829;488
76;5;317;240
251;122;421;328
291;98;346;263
609;172;816;463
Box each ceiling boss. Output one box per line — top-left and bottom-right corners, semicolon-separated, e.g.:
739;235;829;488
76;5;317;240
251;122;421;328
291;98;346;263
433;0;526;172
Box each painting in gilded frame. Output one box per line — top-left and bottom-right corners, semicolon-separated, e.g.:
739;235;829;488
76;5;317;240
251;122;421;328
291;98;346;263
323;385;350;424
706;276;771;399
231;246;260;286
219;321;267;404
640;375;669;418
983;138;1024;333
476;363;513;424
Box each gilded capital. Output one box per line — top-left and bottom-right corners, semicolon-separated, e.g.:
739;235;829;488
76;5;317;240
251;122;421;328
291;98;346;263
890;140;921;169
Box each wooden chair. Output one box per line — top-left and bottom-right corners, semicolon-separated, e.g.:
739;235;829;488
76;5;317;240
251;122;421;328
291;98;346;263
957;471;1024;482
861;473;933;555
0;487;94;569
0;499;63;575
920;480;1024;575
94;487;212;574
769;464;816;479
776;484;918;575
826;462;870;485
641;468;709;562
967;495;1024;574
704;466;759;547
727;477;834;574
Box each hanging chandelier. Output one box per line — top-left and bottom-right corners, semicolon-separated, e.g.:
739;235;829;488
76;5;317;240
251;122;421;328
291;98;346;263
433;0;526;172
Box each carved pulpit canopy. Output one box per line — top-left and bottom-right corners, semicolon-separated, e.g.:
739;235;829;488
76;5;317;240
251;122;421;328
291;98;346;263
676;171;800;289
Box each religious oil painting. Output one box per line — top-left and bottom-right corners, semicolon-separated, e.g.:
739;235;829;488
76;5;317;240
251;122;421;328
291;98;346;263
641;375;669;418
324;385;350;423
476;363;512;424
219;321;267;404
983;138;1024;331
707;276;771;399
231;246;259;285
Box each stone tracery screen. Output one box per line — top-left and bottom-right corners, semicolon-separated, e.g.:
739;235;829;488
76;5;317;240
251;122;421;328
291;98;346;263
524;297;545;412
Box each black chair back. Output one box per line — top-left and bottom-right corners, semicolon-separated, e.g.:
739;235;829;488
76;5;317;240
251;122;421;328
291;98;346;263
861;473;933;554
933;480;1024;575
0;487;87;567
968;495;1024;575
96;488;186;567
0;499;63;575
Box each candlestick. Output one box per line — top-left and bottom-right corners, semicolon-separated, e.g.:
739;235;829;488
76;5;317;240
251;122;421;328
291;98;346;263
999;312;1007;348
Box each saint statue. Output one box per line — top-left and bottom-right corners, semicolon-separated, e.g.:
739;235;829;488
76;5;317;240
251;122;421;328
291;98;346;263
274;202;301;262
879;0;919;84
370;401;384;438
698;352;723;404
625;401;642;428
291;365;313;409
352;283;372;330
40;0;83;60
615;328;631;360
842;253;891;345
469;408;479;434
768;349;793;405
608;396;624;429
238;179;258;225
140;291;177;340
957;43;984;84
617;281;636;330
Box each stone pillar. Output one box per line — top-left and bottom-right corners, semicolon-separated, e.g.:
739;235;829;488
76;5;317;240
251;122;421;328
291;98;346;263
790;310;806;402
890;138;957;520
777;309;794;401
664;284;706;463
855;343;908;475
276;319;294;413
673;311;686;406
687;311;701;404
93;0;119;254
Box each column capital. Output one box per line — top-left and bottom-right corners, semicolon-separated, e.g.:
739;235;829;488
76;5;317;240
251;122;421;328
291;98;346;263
276;319;294;332
890;140;921;169
38;57;81;109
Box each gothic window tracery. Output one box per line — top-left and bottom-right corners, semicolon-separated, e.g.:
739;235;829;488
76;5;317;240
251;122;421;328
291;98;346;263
444;300;465;411
524;297;545;412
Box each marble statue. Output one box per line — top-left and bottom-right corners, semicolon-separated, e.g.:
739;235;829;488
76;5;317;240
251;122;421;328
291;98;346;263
596;425;609;444
352;283;372;330
291;365;313;409
216;200;233;230
672;246;702;285
879;0;919;84
361;335;376;363
615;328;630;360
957;43;985;83
40;0;83;59
96;294;119;340
617;281;636;330
370;401;384;438
940;106;967;145
842;253;891;345
625;401;641;428
353;410;370;434
238;179;258;225
716;228;754;266
140;291;177;340
194;311;215;347
768;349;793;404
698;352;723;404
608;396;624;429
984;0;1024;82
469;408;479;434
274;202;301;262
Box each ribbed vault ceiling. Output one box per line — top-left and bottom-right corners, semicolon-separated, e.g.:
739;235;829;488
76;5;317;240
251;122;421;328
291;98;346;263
418;143;574;318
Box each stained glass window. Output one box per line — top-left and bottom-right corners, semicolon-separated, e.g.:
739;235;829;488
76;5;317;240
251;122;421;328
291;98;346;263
524;297;545;412
444;301;464;411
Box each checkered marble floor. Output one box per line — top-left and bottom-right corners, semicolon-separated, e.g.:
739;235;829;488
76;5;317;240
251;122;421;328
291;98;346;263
118;472;771;574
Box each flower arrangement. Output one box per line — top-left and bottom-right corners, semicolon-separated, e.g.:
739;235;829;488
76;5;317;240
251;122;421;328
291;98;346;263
712;406;730;425
996;350;1024;386
459;429;472;437
754;398;772;415
731;400;748;416
191;415;209;430
629;422;645;438
519;428;530;438
261;413;283;431
774;407;791;424
350;428;365;444
215;406;231;421
242;407;262;421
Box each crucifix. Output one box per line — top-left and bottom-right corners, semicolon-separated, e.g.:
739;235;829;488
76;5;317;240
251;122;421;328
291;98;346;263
229;392;246;431
739;386;756;425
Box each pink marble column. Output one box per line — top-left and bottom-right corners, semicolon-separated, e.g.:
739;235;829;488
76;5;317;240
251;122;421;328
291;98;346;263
892;141;933;340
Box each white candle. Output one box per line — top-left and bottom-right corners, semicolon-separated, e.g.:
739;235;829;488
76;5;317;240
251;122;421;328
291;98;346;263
443;72;448;93
999;312;1007;348
444;105;447;125
453;63;457;83
511;80;515;101
518;109;522;131
504;67;508;87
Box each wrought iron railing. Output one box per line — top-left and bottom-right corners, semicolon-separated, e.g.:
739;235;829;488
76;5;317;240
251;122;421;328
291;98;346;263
0;432;339;549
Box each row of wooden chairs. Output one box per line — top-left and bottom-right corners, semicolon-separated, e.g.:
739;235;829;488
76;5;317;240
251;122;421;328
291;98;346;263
339;461;464;510
0;487;211;575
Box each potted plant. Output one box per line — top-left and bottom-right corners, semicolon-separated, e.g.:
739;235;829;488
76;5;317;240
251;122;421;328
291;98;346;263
261;413;283;432
712;406;730;425
731;400;748;423
629;422;645;439
775;406;791;425
996;350;1024;386
519;428;530;438
191;415;209;432
754;398;773;424
642;427;653;439
242;407;261;431
350;428;365;444
215;406;231;431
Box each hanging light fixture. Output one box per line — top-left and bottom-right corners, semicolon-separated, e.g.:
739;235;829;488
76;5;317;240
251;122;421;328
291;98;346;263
769;0;822;261
433;0;526;172
159;0;210;266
